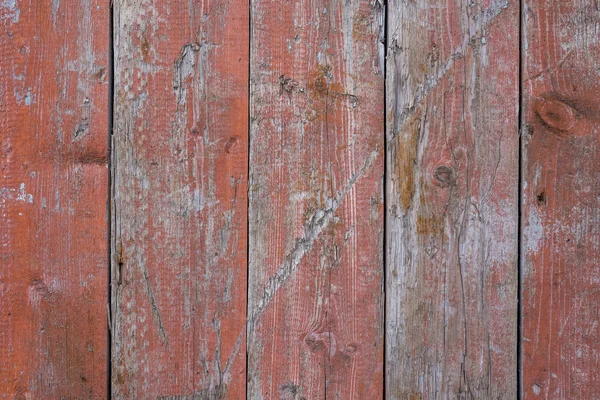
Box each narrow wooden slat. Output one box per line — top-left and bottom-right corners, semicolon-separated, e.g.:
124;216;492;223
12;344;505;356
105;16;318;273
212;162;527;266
248;0;385;398
386;0;519;397
521;1;600;397
111;1;248;397
0;1;109;397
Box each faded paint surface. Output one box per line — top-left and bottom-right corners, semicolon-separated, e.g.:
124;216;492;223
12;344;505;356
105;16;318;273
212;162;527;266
521;0;600;397
111;0;248;398
3;0;600;398
248;0;385;398
0;0;109;398
386;0;519;398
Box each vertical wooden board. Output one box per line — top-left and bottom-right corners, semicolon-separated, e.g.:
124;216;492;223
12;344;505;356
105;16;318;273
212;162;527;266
386;0;519;397
521;1;600;397
248;1;385;399
0;1;109;398
111;0;248;398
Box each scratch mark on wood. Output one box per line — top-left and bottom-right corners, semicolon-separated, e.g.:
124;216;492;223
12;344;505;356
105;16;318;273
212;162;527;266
142;267;168;345
390;0;511;136
249;149;377;326
249;0;385;397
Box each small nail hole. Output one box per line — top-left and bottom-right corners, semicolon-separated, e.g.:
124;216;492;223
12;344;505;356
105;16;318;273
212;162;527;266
537;192;547;205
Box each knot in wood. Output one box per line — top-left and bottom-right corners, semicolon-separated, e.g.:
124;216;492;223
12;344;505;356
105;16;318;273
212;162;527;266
433;165;456;188
535;97;577;132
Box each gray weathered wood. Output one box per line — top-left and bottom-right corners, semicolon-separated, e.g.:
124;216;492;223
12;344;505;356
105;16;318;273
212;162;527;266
386;0;520;397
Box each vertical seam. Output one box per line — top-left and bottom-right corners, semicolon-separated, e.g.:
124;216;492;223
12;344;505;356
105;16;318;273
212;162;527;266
107;1;115;398
382;0;388;398
517;0;524;398
246;0;252;397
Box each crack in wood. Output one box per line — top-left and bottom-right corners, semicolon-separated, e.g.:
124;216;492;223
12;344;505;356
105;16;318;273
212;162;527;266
390;0;510;137
248;148;378;326
226;150;379;379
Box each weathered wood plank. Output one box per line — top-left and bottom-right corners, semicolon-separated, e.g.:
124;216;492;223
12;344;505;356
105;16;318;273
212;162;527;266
0;1;109;397
521;1;600;397
248;0;385;398
111;1;248;397
386;0;519;397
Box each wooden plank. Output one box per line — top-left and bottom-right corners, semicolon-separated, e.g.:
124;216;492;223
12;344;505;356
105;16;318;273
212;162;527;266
0;0;109;398
386;0;519;397
247;1;385;398
111;1;248;397
521;1;600;397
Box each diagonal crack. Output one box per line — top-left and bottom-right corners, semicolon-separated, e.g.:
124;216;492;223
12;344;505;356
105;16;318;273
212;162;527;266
222;148;379;381
142;266;168;345
391;0;510;136
247;148;379;326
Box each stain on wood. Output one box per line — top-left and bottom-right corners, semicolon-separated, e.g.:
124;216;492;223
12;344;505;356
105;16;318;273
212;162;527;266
0;0;109;397
521;0;600;397
111;0;248;397
247;0;385;398
386;0;520;397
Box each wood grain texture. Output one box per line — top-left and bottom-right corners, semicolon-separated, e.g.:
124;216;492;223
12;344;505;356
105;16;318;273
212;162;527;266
386;0;519;397
0;0;109;398
247;0;385;398
521;1;600;398
111;0;248;397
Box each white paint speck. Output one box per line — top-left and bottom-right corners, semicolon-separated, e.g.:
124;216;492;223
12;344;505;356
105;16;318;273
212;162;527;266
52;0;60;25
16;183;33;203
525;208;543;252
2;0;19;22
1;183;33;203
193;188;204;211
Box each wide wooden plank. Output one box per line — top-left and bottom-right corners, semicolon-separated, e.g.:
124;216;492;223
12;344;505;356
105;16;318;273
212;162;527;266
111;1;248;397
521;1;600;397
248;0;385;398
0;1;109;398
386;0;519;397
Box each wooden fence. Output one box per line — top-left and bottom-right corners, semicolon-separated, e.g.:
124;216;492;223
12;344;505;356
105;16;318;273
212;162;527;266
1;0;599;398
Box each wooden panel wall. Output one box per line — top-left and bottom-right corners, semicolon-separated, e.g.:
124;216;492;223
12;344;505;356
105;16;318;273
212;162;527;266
386;0;520;398
1;0;109;398
247;0;385;398
4;0;600;398
521;1;600;397
111;0;248;398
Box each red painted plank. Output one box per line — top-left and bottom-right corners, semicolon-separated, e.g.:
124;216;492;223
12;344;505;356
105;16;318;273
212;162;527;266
521;1;600;397
111;0;249;398
0;1;109;398
248;1;385;398
386;0;519;397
